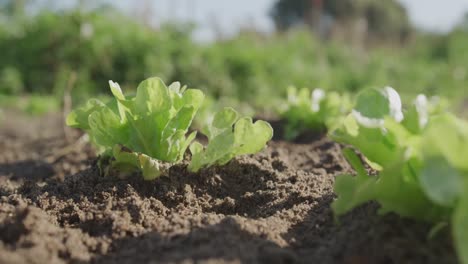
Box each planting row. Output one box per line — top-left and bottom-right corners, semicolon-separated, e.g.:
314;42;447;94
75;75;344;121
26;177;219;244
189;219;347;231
68;77;467;263
2;7;468;108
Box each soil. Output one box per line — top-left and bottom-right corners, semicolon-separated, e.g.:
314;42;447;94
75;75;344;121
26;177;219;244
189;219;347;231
0;111;457;264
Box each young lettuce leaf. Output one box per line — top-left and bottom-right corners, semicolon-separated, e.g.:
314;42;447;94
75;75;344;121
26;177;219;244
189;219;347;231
330;87;468;263
454;187;468;264
67;77;273;180
280;86;350;140
188;107;273;172
419;114;468;264
67;77;204;180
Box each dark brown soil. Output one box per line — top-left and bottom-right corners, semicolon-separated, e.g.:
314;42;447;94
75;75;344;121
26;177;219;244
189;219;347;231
0;111;457;264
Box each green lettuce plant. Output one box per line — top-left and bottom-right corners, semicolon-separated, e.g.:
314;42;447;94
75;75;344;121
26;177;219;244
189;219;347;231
280;86;350;139
67;77;272;180
330;86;467;264
189;107;273;172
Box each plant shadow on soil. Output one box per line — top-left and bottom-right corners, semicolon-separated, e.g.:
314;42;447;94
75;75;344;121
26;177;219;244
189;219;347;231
91;216;302;264
0;160;55;183
0;112;458;264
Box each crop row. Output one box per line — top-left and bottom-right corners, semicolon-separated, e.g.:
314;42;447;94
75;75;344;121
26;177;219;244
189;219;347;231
1;8;468;109
68;77;467;263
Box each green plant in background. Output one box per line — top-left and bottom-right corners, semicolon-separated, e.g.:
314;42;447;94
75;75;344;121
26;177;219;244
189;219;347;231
0;7;195;100
23;95;61;115
330;87;467;264
280;86;351;139
1;4;467;111
67;77;272;180
0;94;60;115
0;66;23;95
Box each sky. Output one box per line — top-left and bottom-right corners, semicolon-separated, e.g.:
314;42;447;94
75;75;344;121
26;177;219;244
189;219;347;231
53;0;468;41
399;0;468;31
112;0;468;41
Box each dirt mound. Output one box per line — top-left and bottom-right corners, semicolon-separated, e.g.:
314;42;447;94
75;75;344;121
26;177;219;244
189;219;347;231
0;112;457;264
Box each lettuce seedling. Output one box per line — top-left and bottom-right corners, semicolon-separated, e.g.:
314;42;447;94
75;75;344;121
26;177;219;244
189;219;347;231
67;77;273;180
188;107;273;172
67;77;204;180
330;87;468;264
419;114;468;264
280;86;350;139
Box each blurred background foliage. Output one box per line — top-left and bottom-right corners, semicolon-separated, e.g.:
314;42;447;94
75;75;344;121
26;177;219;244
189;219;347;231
0;0;467;115
271;0;411;43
